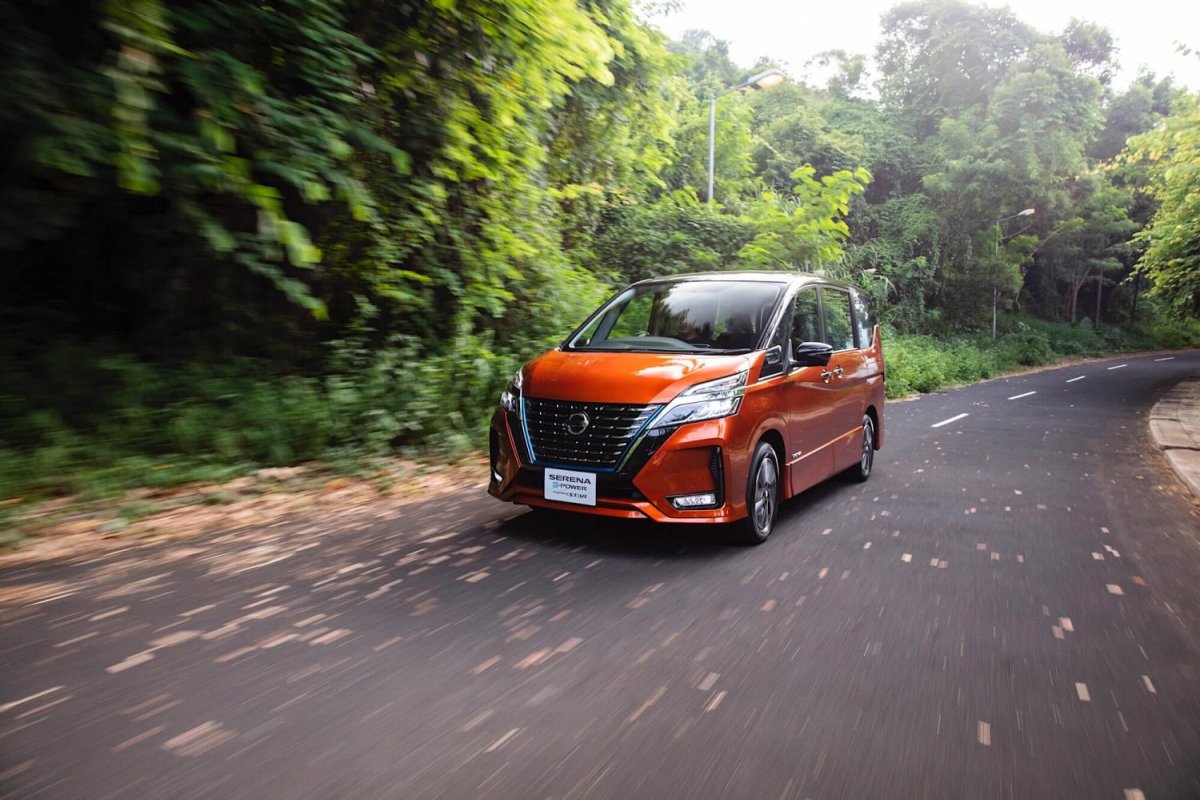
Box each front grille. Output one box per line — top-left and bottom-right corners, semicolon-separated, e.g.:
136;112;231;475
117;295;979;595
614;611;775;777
524;398;660;470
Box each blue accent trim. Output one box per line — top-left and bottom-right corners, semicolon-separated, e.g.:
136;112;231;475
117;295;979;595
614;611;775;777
519;396;537;464
612;408;660;471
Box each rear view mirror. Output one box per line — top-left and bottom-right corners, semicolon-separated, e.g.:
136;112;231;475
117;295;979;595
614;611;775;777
792;341;833;367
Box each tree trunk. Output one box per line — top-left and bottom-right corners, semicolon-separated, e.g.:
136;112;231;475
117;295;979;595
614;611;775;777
1094;275;1103;330
1067;274;1087;323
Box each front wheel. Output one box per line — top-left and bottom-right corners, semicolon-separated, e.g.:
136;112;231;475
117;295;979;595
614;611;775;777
843;414;875;483
731;441;780;545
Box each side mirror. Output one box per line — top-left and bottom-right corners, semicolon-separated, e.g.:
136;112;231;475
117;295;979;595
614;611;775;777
792;341;833;367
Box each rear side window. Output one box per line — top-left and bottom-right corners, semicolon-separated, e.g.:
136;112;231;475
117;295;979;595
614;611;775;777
851;289;874;348
821;288;855;351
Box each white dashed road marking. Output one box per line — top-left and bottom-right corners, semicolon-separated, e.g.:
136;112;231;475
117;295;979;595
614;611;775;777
1154;357;1175;362
1066;376;1086;383
931;413;969;428
1008;391;1036;400
0;687;64;714
1107;364;1127;370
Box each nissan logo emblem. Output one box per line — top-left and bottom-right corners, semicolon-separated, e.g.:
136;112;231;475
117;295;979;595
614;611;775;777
565;412;590;435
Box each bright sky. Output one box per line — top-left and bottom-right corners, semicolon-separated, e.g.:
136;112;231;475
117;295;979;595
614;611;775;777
647;0;1200;91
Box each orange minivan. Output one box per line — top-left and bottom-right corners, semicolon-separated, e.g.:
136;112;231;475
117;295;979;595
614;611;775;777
488;271;885;543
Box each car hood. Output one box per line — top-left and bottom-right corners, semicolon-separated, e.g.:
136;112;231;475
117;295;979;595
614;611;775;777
523;350;753;406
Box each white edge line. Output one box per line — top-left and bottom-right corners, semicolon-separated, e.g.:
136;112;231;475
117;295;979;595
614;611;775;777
1154;357;1175;362
1066;376;1086;383
1007;391;1037;400
1107;364;1127;370
931;412;969;428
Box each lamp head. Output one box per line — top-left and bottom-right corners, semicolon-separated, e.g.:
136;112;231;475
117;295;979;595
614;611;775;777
737;68;785;91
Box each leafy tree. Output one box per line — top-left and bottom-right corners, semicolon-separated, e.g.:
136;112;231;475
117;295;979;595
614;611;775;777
806;49;869;99
1058;19;1117;86
846;195;941;330
750;83;872;195
592;191;754;284
1030;176;1135;322
736;166;871;269
1126;94;1200;318
877;0;1036;136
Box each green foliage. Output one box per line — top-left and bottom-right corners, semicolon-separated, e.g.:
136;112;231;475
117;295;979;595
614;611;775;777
878;0;1037;134
736;167;870;269
846;195;940;330
883;318;1199;399
593;192;754;283
0;336;536;500
1127;94;1200;318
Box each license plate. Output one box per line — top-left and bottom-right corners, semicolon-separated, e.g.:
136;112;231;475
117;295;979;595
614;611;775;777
544;468;597;507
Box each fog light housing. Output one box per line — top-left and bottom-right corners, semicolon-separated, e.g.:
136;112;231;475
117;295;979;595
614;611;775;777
670;492;718;509
488;430;503;485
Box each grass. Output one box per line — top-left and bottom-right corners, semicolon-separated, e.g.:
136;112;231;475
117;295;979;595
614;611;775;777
882;318;1200;399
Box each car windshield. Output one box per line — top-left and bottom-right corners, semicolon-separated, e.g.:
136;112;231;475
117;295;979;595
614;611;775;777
566;279;785;353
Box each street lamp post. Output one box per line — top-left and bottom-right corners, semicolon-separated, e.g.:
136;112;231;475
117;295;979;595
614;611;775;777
707;68;785;205
992;208;1035;338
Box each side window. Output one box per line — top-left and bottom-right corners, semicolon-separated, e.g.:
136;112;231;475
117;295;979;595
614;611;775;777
851;289;874;349
790;289;821;355
821;288;855;351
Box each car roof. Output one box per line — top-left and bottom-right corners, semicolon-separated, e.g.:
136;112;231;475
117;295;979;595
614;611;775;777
630;270;859;292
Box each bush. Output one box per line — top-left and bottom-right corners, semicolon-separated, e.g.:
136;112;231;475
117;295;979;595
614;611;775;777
1142;318;1200;350
996;331;1055;367
882;316;1194;399
0;335;536;500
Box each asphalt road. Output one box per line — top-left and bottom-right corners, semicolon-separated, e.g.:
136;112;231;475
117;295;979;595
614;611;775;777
3;352;1200;800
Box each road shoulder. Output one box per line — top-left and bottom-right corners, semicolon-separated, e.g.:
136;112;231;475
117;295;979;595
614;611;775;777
1150;377;1200;500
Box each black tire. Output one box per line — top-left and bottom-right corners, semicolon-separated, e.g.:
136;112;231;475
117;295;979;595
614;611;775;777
843;414;875;483
732;441;780;545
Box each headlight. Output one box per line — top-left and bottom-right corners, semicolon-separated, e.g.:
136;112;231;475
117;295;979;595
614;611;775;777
649;370;747;430
499;369;524;413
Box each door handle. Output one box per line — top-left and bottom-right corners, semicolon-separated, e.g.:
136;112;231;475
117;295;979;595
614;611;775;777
820;369;833;381
833;366;844;377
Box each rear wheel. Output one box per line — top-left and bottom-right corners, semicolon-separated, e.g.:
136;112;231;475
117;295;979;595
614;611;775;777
732;441;780;545
844;414;875;483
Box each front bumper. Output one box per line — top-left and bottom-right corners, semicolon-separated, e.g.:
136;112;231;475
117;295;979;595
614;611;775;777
487;407;746;524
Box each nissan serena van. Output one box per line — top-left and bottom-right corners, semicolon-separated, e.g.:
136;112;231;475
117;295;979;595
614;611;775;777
488;272;885;544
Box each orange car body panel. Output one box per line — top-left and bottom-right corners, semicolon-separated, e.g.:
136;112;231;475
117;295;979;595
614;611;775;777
488;273;886;526
525;351;751;406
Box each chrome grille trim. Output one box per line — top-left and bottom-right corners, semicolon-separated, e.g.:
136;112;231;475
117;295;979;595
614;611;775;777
523;398;661;471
